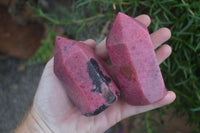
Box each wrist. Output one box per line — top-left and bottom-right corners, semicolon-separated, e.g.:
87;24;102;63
15;107;52;133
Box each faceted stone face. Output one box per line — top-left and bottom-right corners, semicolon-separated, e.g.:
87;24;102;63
106;12;166;105
54;36;120;116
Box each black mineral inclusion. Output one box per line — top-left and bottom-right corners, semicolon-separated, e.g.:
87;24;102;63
87;58;117;105
87;58;111;93
84;104;109;116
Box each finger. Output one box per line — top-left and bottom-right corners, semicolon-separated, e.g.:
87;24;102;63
156;44;172;64
83;39;96;49
135;14;151;27
120;91;176;120
95;38;107;60
96;14;151;60
150;28;171;49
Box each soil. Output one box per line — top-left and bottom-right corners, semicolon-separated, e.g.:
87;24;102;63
0;5;44;59
118;110;195;133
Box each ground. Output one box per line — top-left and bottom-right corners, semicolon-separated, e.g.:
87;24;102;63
0;57;44;133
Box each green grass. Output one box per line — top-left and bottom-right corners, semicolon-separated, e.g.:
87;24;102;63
28;0;200;132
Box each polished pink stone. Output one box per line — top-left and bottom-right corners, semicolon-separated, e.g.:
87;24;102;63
106;12;166;105
54;36;120;116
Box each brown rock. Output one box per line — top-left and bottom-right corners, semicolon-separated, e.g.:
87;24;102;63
0;5;44;59
0;0;9;6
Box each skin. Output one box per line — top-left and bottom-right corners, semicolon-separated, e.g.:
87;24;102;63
15;15;176;133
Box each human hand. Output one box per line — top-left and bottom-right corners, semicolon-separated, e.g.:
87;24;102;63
16;15;176;133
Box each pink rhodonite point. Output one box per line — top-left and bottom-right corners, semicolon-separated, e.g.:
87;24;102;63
106;12;167;105
54;36;120;116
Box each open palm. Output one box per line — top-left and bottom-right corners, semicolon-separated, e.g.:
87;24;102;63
31;15;176;133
